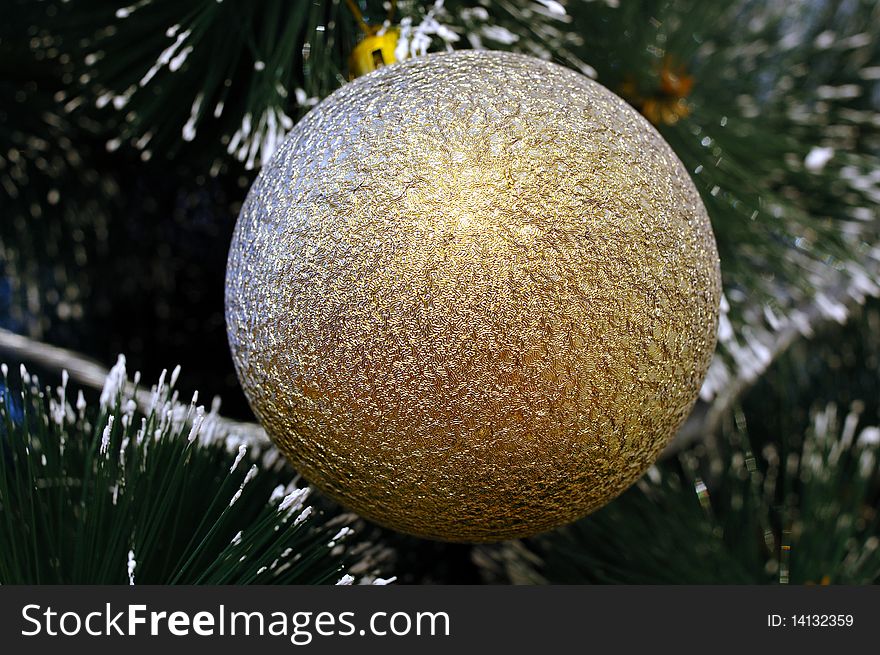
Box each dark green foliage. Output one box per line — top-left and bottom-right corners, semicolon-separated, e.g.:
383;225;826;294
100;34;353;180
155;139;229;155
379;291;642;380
51;0;368;170
0;364;367;584
530;405;879;584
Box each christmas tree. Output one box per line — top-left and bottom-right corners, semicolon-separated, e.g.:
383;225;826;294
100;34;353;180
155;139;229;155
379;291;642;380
1;0;879;583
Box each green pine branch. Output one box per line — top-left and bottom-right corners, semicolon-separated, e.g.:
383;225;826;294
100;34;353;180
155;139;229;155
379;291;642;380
484;400;879;584
0;358;389;584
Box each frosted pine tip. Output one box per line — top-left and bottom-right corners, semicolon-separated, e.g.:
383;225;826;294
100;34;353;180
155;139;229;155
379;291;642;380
140;30;191;88
229;465;257;507
230;444;248;473
293;507;313;526
269;484;286;503
230;531;243;546
187;406;205;442
100;415;115;455
331;527;353;542
182;93;203;142
149;368;167;413
328;526;354;547
127;549;136;586
169;45;193;73
100;355;127;408
121;434;134;466
857;427;880;447
278;487;309;513
336;574;355;586
170;364;182;389
136;418;147;445
536;0;567;16
371;577;397;586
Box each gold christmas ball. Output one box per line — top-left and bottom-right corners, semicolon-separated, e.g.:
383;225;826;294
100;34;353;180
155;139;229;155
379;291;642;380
226;50;721;542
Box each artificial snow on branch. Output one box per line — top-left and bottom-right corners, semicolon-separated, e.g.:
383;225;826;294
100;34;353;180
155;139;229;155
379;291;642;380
0;357;392;584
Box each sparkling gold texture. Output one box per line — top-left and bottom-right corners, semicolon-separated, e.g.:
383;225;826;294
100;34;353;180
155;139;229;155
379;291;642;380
225;51;721;542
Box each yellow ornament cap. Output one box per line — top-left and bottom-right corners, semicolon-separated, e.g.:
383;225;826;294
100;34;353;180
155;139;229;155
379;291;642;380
349;29;399;78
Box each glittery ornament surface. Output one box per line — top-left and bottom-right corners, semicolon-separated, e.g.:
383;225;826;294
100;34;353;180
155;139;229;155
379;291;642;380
225;50;721;542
